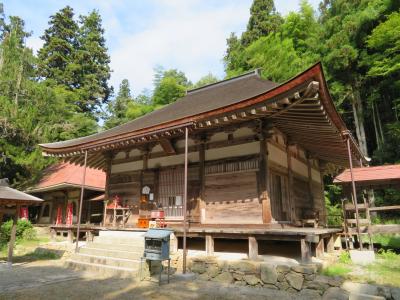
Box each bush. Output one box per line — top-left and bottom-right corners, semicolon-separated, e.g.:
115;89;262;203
338;251;351;264
22;227;37;241
0;219;36;247
325;197;343;227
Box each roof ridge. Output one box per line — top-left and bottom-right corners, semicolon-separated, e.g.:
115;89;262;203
186;68;262;95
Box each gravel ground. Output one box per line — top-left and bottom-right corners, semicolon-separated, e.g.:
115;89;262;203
0;260;303;300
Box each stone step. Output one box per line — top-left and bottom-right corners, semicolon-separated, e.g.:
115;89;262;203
65;259;139;278
79;246;142;260
86;242;144;252
93;236;145;246
71;253;141;269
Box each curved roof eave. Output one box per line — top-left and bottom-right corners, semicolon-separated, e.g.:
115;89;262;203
39;62;366;165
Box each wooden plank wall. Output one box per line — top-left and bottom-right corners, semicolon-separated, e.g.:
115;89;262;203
293;176;313;219
203;171;262;224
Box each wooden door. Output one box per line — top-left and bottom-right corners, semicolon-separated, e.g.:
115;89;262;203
269;172;289;221
158;168;184;218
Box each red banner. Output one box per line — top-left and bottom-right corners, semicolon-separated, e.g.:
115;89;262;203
55;205;63;225
20;207;28;219
66;203;73;226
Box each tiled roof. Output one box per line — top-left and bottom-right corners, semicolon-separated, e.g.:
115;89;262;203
29;162;105;192
334;164;400;184
0;183;43;203
40;71;277;150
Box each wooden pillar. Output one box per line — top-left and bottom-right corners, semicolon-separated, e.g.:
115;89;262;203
0;206;4;226
327;235;335;253
198;141;206;223
319;161;327;225
300;238;311;262
170;233;178;254
306;153;314;209
286;144;295;223
86;198;91;224
205;235;214;256
248;236;258;260
258;123;272;223
50;228;56;241
7;205;19;266
67;229;74;244
103;151;113;226
86;230;93;242
315;238;325;258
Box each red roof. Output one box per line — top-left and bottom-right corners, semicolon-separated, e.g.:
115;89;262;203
334;164;400;186
29;162;105;193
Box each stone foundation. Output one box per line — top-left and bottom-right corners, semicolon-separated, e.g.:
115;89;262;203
189;257;341;295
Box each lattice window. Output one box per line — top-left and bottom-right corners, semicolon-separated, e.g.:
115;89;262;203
205;158;259;175
158;168;184;218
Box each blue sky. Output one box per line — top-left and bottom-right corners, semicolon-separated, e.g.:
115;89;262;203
3;0;320;95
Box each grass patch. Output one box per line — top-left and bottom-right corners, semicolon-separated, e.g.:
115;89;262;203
322;250;400;286
7;248;62;263
321;264;352;277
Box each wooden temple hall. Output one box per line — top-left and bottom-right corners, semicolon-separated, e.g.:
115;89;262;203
39;63;366;261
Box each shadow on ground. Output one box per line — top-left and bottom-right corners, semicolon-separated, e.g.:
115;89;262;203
0;261;295;300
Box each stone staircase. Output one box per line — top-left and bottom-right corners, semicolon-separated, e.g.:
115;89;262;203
66;231;146;277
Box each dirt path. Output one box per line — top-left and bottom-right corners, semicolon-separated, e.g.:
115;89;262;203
0;260;304;300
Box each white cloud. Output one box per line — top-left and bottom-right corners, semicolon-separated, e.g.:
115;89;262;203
109;1;251;94
26;36;44;53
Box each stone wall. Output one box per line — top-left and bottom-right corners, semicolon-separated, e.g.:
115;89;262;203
189;257;343;296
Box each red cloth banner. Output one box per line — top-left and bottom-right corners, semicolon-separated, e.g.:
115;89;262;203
66;203;73;226
55;205;63;225
20;207;28;219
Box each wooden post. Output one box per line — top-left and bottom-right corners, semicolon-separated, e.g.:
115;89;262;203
0;206;3;226
345;135;363;250
183;127;189;274
103;151;113;226
198;141;206;223
300;238;311;262
7;206;18;267
50;228;56;241
75;150;88;252
315;239;325;258
287;144;295;223
319;161;327;225
327;235;335;253
258;121;272;223
86;230;93;242
170;233;178;254
306;153;315;209
205;235;214;256
248;236;258;260
67;229;74;244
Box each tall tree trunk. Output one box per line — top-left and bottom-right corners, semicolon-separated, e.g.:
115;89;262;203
14;63;23;107
371;101;381;150
351;87;368;157
375;101;385;144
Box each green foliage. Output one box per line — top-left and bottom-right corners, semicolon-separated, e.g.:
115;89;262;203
37;6;112;116
0;5;100;186
241;0;283;46
75;10;112;114
0;219;35;248
152;69;189;105
338;251;351;264
321;264;351;277
325;185;344;227
371;235;400;249
191;73;219;89
366;12;400;77
104;79;134;129
225;0;320;82
37;6;78;87
378;248;398;260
